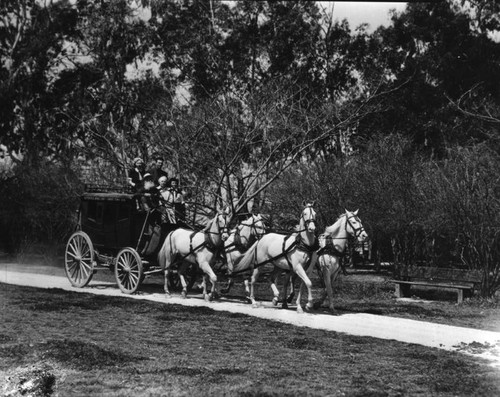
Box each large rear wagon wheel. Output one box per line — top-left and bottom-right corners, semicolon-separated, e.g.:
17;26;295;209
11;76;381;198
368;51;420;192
65;231;95;287
115;248;143;294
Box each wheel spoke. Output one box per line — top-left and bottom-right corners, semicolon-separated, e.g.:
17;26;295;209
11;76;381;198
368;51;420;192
69;263;79;279
129;272;138;283
74;265;81;282
80;246;90;258
75;236;82;254
66;249;78;259
80;263;90;278
65;232;94;288
68;241;78;256
115;248;142;293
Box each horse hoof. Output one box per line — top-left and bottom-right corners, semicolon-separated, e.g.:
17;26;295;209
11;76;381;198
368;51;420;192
272;297;279;306
286;294;295;304
304;305;313;313
165;293;171;299
281;303;288;310
296;306;304;314
252;302;260;308
181;289;187;299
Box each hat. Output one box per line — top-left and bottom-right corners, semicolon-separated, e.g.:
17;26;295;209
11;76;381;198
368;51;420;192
143;173;153;180
133;157;144;165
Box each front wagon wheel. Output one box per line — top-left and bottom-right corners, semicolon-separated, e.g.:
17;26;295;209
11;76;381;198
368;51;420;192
65;231;95;287
115;248;143;294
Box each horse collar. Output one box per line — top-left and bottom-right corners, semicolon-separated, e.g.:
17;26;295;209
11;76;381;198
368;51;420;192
232;227;247;252
295;233;319;253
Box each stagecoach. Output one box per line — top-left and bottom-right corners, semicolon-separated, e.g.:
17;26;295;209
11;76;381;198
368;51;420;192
64;185;196;294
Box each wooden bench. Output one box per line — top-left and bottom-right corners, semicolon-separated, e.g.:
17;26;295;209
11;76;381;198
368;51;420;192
391;267;482;303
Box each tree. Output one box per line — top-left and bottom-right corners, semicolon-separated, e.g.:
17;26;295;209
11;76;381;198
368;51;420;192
357;0;500;155
0;0;81;165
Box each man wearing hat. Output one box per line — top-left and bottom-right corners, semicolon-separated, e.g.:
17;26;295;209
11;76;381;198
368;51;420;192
128;157;146;192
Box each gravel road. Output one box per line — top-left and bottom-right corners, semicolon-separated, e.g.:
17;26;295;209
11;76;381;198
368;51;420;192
1;262;500;369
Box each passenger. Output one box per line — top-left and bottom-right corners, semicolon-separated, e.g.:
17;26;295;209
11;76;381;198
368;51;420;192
128;158;146;192
138;173;162;212
148;155;168;185
169;177;186;224
158;176;175;224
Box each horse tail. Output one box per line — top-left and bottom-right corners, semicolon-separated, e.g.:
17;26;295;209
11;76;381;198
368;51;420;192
158;231;175;271
233;240;259;273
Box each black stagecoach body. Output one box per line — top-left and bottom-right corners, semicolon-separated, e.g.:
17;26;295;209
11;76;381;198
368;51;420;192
64;186;195;294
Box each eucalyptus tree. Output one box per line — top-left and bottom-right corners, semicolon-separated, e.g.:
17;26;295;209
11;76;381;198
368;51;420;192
357;0;500;155
143;1;414;218
0;0;81;166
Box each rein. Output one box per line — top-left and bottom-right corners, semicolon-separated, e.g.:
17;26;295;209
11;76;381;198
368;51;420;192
171;214;228;261
238;231;317;274
225;217;264;253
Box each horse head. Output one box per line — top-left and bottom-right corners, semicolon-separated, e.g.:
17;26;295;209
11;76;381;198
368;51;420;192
344;209;368;242
301;201;317;234
214;206;231;242
250;213;266;239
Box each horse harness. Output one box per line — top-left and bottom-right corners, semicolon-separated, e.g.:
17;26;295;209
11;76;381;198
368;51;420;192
173;214;228;262
225;223;259;254
315;213;365;275
346;214;366;239
245;231;319;272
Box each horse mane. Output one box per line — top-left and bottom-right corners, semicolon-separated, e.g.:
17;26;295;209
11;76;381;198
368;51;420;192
323;213;346;236
203;216;215;233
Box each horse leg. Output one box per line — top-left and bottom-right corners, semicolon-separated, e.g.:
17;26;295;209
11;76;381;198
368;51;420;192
163;268;171;297
244;278;251;300
293;266;313;313
322;266;335;311
286;273;297;304
200;274;208;297
220;277;233;295
312;261;328;309
220;256;234;294
249;267;261;308
178;274;188;298
178;261;190;298
199;261;218;301
281;272;292;309
327;261;342;312
269;267;282;306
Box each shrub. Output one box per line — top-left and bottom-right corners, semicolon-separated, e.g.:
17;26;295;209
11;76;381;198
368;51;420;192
0;162;83;254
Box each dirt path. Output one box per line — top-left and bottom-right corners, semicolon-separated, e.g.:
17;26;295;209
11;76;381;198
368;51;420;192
1;262;500;370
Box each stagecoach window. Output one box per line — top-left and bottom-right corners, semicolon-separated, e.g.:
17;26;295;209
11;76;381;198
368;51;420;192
118;203;129;221
103;204;117;224
87;201;97;222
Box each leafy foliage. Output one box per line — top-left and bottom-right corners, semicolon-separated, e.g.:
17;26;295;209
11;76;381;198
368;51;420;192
0;0;499;294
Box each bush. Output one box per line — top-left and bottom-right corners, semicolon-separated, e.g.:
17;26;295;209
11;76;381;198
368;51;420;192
268;135;500;297
419;145;500;296
0;162;83;255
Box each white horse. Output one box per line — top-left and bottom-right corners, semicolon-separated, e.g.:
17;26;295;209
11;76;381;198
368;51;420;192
234;203;318;313
221;214;266;295
285;209;369;312
158;208;230;300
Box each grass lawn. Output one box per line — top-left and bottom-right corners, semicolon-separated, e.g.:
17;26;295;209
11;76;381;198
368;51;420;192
1;283;500;396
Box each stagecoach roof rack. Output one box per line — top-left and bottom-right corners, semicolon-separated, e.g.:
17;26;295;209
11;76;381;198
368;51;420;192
84;183;134;194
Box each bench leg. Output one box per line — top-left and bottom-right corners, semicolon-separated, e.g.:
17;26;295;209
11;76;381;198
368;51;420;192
457;289;464;304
